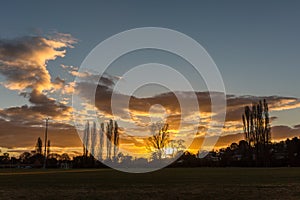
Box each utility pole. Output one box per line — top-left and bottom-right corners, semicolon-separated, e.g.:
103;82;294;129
43;117;49;169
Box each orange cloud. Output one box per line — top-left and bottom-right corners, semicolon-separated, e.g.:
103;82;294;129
0;34;76;93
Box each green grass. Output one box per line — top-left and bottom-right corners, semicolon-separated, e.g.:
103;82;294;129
0;168;300;199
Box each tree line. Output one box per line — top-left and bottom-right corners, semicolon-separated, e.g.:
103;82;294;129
1;136;299;168
1;99;300;168
82;119;119;162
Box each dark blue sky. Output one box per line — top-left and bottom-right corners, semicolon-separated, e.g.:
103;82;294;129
2;1;300;96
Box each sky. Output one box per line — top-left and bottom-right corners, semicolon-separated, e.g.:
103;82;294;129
1;1;300;157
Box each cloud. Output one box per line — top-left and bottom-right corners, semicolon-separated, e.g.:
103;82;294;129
61;64;79;71
225;95;300;122
0;33;77;125
52;76;66;91
0;118;81;153
90;84;300;130
84;81;300;128
2;75;300;156
71;76;300;156
0;102;72;127
188;125;300;152
188;133;245;153
0;34;76;92
271;125;300;141
0;32;299;156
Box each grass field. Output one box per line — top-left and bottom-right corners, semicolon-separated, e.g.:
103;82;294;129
0;168;300;200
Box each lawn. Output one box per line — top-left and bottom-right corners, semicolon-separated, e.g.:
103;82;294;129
0;168;300;199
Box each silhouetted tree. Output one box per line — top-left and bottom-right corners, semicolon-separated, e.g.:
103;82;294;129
5;135;300;168
106;119;113;160
61;153;70;161
99;122;105;161
83;121;90;157
47;140;51;156
113;121;119;161
147;122;170;160
242;99;271;165
90;121;97;157
0;152;10;164
35;137;43;154
286;137;300;166
86;122;91;156
168;139;186;158
117;152;133;165
19;152;31;164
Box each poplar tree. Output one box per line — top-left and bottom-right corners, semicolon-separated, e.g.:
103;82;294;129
242;99;271;165
35;137;43;154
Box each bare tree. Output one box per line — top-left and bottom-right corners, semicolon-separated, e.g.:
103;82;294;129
168;139;186;158
83;121;90;157
147;122;170;160
99;122;105;161
106;119;113;160
90;121;97;157
113;121;119;161
61;153;70;161
176;139;186;153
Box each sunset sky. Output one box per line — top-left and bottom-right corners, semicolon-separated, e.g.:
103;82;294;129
1;1;300;158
